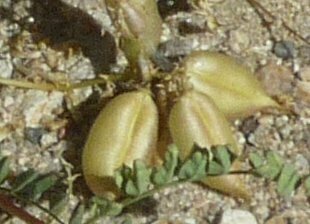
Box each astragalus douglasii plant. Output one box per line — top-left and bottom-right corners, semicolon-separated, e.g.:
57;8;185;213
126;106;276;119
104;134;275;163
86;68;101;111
82;0;279;200
0;0;309;223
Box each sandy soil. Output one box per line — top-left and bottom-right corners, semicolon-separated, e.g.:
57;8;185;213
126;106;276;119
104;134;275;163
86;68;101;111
0;0;309;223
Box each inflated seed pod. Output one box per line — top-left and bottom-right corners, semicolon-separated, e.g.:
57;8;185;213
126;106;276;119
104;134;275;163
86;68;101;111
184;51;279;120
169;91;250;199
82;90;158;199
106;0;162;78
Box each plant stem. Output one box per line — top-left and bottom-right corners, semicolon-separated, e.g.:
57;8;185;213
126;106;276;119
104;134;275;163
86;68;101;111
0;78;57;91
84;180;189;224
0;187;65;224
245;0;310;45
120;179;188;208
0;192;45;224
120;167;255;208
0;75;122;92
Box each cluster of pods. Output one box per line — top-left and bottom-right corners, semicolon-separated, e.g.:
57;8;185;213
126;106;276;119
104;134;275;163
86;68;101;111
82;0;279;200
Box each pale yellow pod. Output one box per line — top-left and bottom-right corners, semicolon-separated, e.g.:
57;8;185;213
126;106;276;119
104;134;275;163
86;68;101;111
106;0;162;76
169;91;250;199
184;51;279;120
82;90;158;198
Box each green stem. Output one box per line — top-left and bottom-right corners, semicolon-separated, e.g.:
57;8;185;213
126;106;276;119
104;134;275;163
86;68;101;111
212;169;255;176
0;78;57;91
84;179;189;224
120;179;188;208
0;75;122;92
120;167;256;209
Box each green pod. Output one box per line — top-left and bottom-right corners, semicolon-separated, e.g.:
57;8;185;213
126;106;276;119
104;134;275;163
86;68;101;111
82;90;158;199
106;0;162;77
184;51;279;120
169;91;250;199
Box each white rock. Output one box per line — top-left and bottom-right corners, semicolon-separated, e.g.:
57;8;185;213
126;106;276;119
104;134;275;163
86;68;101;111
0;58;13;78
40;132;58;148
184;218;196;224
22;90;63;127
220;209;257;224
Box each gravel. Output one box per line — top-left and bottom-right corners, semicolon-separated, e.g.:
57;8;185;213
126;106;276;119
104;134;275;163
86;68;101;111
0;0;309;224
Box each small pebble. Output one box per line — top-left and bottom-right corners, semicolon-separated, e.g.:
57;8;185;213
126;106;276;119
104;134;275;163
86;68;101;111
24;127;47;145
0;58;13;78
298;45;310;63
40;132;58;148
294;154;309;174
219;209;257;224
265;216;287;224
184;218;196;224
241;117;258;136
157;0;190;17
299;66;310;81
273;41;295;59
295;81;310;107
229;30;250;53
258;115;274;125
256;62;294;96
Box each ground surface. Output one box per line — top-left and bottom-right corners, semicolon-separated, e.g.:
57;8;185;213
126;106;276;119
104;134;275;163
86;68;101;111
0;0;309;224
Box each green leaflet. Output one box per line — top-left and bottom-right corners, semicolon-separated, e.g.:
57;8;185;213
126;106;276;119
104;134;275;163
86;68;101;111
115;165;132;190
49;193;69;218
116;160;152;197
90;196;123;217
11;169;40;193
177;149;207;181
249;152;264;168
10;171;58;201
152;144;179;185
0;157;10;184
126;160;152;196
122;216;133;224
250;151;284;179
305;176;310;196
207;145;234;175
277;164;300;197
69;203;85;224
27;174;58;201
